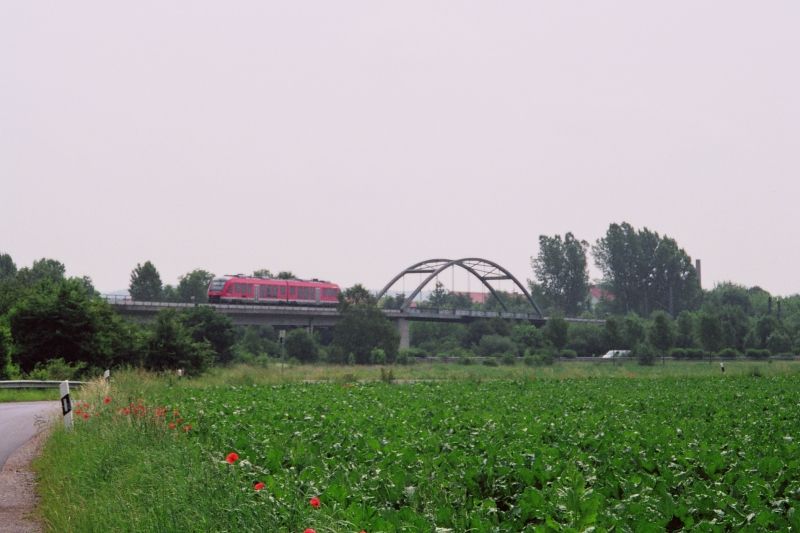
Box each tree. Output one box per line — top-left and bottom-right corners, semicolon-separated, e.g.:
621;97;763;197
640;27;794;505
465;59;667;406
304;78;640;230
253;269;273;278
675;311;696;348
648;311;675;353
285;329;319;362
511;324;545;354
0;325;11;379
717;305;749;351
144;310;213;375
531;232;589;316
176;269;215;303
338;284;376;310
593;222;700;316
179;306;236;364
334;285;398;364
604;316;624;348
427;280;448;308
129;261;163;301
276;271;295;280
8;278;135;373
697;310;722;353
17;258;66;287
0;253;16;281
544;316;569;351
622;314;646;349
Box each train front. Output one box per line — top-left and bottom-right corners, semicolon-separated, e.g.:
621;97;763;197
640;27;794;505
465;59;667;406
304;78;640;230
207;276;230;303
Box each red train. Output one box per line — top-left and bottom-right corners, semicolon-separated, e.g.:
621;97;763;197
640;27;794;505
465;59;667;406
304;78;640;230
207;275;340;305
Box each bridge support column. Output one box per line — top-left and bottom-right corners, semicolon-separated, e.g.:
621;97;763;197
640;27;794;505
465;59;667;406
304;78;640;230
397;318;410;350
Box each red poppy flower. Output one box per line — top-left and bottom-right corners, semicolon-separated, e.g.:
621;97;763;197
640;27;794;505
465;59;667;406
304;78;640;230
304;529;316;533
309;496;321;508
103;396;111;404
183;424;192;432
225;452;239;464
168;422;176;430
253;482;265;491
82;413;90;420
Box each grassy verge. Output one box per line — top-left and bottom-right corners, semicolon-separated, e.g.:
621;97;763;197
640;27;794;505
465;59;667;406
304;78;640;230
0;388;60;403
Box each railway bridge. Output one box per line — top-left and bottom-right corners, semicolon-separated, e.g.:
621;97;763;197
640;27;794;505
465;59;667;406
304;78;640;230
108;257;602;348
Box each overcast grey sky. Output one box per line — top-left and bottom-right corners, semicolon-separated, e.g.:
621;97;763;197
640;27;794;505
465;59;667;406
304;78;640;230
2;2;799;296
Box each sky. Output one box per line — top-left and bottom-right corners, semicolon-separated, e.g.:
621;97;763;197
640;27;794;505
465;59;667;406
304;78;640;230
2;2;799;296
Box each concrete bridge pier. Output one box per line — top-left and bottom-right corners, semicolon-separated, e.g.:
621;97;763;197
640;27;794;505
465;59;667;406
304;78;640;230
396;318;410;350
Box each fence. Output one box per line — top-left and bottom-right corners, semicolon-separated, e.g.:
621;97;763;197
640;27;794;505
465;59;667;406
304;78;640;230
0;380;85;389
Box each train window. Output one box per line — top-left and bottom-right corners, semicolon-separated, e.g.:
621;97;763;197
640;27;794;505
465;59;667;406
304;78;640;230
280;286;286;296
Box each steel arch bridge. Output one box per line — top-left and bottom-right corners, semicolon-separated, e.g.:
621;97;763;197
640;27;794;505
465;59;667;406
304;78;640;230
376;258;544;318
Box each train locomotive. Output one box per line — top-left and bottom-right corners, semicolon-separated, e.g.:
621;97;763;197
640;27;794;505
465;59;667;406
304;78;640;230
207;275;340;305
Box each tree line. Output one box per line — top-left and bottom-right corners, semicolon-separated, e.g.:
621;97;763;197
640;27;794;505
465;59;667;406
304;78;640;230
0;254;398;378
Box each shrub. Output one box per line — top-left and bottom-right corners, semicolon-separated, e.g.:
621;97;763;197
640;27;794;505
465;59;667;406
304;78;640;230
482;358;499;367
685;348;705;360
716;348;740;359
371;347;387;365
396;349;417;365
458;357;474;365
285;329;319;363
524;352;554;366
559;349;578;359
745;348;770;360
633;343;656;366
27;358;88;381
669;348;688;360
477;335;516;357
500;353;516;366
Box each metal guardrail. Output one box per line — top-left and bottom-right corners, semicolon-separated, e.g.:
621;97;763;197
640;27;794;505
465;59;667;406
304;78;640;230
0;380;85;389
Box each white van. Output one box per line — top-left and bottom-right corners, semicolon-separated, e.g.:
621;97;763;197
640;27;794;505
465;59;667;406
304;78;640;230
601;350;631;359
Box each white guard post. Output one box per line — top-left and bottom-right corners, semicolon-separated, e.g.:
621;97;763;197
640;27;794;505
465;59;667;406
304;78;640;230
60;380;73;430
103;369;110;382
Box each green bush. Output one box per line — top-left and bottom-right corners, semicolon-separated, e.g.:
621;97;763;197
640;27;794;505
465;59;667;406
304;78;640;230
285;329;319;363
27;358;88;381
481;358;499;367
685;348;705;360
477;335;516;357
716;348;741;359
500;353;516;366
458;357;474;365
633;343;656;366
524;352;554;366
745;348;770;360
559;349;578;359
371;347;387;365
669;348;688;359
396;349;417;365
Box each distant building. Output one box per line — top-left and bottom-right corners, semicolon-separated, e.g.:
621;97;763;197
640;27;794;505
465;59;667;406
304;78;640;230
589;285;615;307
453;291;489;304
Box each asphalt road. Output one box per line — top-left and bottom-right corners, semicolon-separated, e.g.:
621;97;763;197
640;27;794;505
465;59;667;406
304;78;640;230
0;402;59;468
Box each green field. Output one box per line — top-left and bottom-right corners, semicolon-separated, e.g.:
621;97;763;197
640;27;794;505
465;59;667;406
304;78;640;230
35;365;800;532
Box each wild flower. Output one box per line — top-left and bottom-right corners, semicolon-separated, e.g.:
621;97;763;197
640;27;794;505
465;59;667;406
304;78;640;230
103;396;112;404
309;496;321;508
226;452;239;464
253;482;265;491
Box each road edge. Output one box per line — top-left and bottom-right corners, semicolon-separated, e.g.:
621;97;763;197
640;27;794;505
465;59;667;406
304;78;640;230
0;427;52;533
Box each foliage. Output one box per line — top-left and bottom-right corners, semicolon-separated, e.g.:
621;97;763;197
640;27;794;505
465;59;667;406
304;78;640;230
510;324;545;355
179;306;236;364
8;278;135;373
593;222;700;315
333;287;398;364
0;325;10;379
716;348;740;359
476;334;516;357
622;314;646;349
253;269;273;278
16;258;66;287
566;323;606;356
674;311;696;348
544;316;568;350
0;252;17;281
745;348;771;359
697;310;723;353
531;232;590;315
648;311;675;352
766;331;792;355
285;329;319;363
276;271;296;280
129;261;163;301
143;310;214;375
176;269;215;303
27;357;88;380
235;325;280;359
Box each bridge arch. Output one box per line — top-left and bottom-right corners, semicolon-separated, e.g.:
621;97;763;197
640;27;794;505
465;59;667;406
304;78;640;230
377;258;543;318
